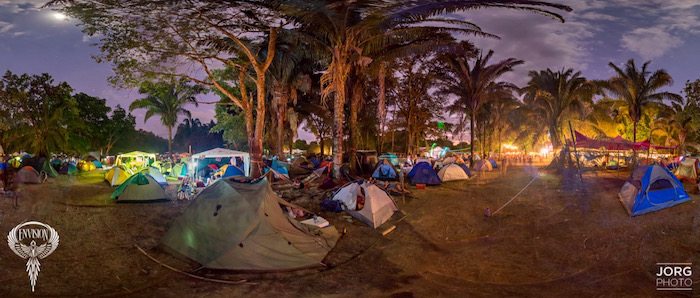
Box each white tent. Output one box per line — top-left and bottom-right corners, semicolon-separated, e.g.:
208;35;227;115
438;163;470;181
332;181;398;228
148;167;168;186
192;148;251;177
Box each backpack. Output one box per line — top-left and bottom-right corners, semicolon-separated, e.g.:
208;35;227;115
320;198;346;212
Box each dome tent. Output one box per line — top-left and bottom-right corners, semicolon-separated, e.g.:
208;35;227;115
372;160;398;181
162;178;339;271
222;165;245;178
147;166;168;186
332;180;399;228
111;173;168;202
618;165;691;216
438;163;470;181
15;166;43;184
407;162;441;185
105;166;130;187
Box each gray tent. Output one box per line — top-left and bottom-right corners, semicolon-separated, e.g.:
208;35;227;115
15;166;42;184
162;178;339;271
111;173;169;202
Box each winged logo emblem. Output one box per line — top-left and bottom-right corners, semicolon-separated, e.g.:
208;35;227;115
7;221;60;292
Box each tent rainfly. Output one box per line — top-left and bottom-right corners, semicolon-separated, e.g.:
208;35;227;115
192;148;251;177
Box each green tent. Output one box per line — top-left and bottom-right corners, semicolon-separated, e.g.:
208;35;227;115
111;173;168;202
169;163;187;178
42;160;58;178
161;178;339;271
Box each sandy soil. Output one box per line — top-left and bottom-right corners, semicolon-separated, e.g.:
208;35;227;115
1;165;698;297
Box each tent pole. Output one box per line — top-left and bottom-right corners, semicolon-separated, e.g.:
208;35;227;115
568;121;583;182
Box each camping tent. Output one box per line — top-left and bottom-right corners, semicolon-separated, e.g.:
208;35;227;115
15;166;42;184
59;162;78;175
222;165;245;178
42;160;58;178
111;173;168;202
456;163;472;177
489;158;498;169
674;157;698;181
618;165;691;216
170;163;187;178
147;167;168;186
438;163;470;181
332;181;399;228
161;178;339;271
407;162;441;185
372;161;398;181
475;159;493;172
378;153;399;166
269;159;290;177
192;148;250;177
105;166;130;187
78;160;97;172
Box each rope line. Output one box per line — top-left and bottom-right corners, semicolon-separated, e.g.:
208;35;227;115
491;175;539;216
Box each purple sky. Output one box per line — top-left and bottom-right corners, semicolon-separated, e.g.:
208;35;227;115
2;1;700;142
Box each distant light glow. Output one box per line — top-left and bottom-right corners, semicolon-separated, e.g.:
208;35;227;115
52;12;68;21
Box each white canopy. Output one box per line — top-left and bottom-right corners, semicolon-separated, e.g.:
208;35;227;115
192;148;250;176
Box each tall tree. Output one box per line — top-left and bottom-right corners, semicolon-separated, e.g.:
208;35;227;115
285;0;570;177
103;105;136;156
600;59;681;161
129;80;201;154
51;0;281;177
437;44;523;165
520;68;595;152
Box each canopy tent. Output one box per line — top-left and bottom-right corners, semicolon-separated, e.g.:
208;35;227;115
105;166;129;187
438;163;470;182
407;162;441;185
618;165;690;216
573;131;677;151
162;178;339;271
372;161;398;181
115;151;157;167
15;166;42;184
331;181;399;228
192;148;250;177
111;173;169;202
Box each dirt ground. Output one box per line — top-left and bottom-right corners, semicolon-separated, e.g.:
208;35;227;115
1;164;699;297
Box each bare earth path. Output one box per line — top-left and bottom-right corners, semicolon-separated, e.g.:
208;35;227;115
1;165;698;297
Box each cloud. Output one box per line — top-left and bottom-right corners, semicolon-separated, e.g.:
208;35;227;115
621;27;683;60
0;20;13;33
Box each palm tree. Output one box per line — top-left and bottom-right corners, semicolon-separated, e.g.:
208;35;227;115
129;80;201;154
600;59;681;160
521;68;595;153
656;97;699;152
438;44;523;165
285;0;570;177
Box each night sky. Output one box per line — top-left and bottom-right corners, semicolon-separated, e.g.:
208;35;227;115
1;0;699;140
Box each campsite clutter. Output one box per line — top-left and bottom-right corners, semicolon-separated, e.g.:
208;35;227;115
1;141;697;285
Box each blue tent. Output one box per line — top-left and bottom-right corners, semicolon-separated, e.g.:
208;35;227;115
93;160;103;168
618;165;691;216
489;158;498;168
222;165;245;178
378;153;399;166
372;162;398;180
457;163;472;177
407;162;441;185
270;159;289;176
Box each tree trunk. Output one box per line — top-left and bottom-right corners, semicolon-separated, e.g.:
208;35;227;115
167;126;173;155
632;121;637;167
319;134;325;156
349;80;363;173
378;63;387;153
332;82;346;178
271;82;288;159
469;111;476;167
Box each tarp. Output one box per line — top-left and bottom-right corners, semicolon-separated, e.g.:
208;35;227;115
162;178;339;270
618;165;690;216
192;148;250;177
407;162;441;185
111;173;168;202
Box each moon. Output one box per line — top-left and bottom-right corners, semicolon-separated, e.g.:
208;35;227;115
51;12;68;21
